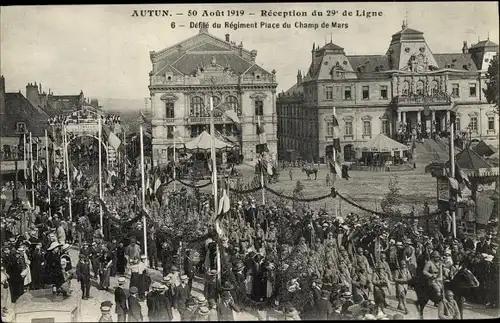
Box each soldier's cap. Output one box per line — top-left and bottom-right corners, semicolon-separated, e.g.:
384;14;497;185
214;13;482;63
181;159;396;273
101;306;111;313
186;298;196;307
198;306;210;315
180;275;188;281
162;276;171;282
129;286;138;294
118;277;126;284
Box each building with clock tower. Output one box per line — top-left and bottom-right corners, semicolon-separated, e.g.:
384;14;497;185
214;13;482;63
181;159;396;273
277;21;499;162
148;27;278;164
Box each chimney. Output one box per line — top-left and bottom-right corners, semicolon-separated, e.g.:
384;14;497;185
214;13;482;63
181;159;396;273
462;41;468;54
297;70;302;86
26;82;40;108
225;34;230;42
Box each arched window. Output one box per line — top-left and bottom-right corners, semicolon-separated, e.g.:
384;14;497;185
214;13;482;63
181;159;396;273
190;96;204;117
431;80;439;95
225;96;240;115
402;81;410;96
416;80;424;95
211;96;221;117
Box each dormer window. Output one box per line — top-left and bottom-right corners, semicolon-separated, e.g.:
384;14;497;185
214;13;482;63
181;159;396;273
16;122;26;133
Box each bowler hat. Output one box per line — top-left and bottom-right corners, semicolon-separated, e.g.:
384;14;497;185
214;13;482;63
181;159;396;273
129;286;138;294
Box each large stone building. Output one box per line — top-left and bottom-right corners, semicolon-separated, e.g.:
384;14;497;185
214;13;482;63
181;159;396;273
277;22;499;162
148;27;278;164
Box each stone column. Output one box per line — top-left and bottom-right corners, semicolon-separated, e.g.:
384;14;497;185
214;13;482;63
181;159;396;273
446;110;451;131
402;111;407;124
417;110;422;123
397;111;402;132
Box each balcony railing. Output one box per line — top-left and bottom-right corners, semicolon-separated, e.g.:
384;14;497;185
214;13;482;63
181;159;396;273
392;92;451;105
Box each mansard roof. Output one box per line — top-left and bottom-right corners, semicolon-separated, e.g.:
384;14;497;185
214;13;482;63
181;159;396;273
3;92;48;136
470;39;498;50
434;53;478;71
151;29;271;78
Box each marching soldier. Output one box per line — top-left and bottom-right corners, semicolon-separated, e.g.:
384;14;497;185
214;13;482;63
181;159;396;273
127;286;143;322
76;253;92;300
393;260;411;314
423;250;444;299
115;277;128;322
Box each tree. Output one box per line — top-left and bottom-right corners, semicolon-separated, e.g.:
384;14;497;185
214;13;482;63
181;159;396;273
380;175;403;217
483;54;499;113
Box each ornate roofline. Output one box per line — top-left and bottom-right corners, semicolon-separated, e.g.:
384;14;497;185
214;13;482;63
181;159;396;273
151;31;252;63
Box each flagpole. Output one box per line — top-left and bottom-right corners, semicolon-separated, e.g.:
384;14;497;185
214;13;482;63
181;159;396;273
332;106;338;215
123;130;127;187
45;129;51;216
140;126;148;262
449;105;456;239
173;132;177;191
62;128;67;175
210;97;221;284
64;126;73;224
99;118;103;230
29;132;35;210
257;116;266;204
23;133;27;189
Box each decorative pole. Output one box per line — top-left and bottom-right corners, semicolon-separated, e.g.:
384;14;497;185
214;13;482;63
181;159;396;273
23;132;27;189
63;126;73;223
29;132;35;209
333;106;338;218
210;97;221;284
140;125;148;261
98;118;103;230
257;116;266;204
173;131;177;191
123;131;127;187
44;129;51;216
449;103;456;239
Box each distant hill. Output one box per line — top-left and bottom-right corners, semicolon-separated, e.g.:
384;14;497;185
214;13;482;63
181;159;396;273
97;97;147;113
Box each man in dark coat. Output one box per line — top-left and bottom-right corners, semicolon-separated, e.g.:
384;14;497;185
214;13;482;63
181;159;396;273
90;241;101;279
76;253;92;300
175;275;191;320
162;276;176;311
127;286;143;322
315;290;334;320
147;282;160;321
160;242;173;277
115;277;128;322
204;269;218;302
30;241;44;290
218;291;240;321
116;242;126;275
157;284;174;321
183;249;195;293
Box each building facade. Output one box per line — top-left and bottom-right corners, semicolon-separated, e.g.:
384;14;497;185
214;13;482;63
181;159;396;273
148;27;278;164
277;22;499;162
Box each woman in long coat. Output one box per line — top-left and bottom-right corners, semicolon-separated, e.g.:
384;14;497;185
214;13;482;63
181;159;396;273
99;247;113;291
45;242;64;292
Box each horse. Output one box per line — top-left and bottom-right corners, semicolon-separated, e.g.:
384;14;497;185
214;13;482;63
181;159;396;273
410;264;479;319
301;167;318;180
444;265;480;319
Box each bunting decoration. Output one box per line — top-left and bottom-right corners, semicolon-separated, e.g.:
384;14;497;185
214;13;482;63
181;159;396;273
102;122;121;150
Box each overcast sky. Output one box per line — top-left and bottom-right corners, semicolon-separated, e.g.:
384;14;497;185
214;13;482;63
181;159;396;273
1;2;498;102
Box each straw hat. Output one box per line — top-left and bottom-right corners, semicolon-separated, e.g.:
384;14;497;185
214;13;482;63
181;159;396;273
47;241;61;251
198;306;210;315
